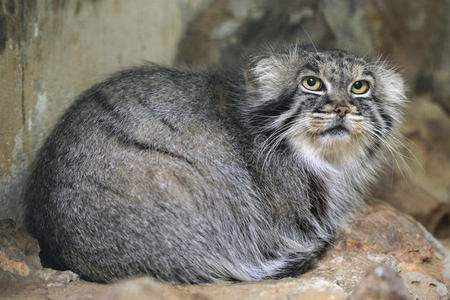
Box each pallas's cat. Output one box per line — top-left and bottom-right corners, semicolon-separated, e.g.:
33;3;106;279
25;46;406;283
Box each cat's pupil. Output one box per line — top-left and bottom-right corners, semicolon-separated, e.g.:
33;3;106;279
353;81;362;89
307;77;316;86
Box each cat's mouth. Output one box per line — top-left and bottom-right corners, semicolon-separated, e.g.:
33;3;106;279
320;125;349;137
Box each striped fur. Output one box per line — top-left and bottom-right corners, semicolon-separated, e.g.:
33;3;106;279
25;46;406;284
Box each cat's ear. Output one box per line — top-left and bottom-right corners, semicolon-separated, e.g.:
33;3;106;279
244;54;291;99
244;54;272;88
374;63;407;105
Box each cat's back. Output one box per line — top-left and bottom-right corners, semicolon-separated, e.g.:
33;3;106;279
71;64;222;131
33;65;231;168
26;64;244;210
26;65;224;192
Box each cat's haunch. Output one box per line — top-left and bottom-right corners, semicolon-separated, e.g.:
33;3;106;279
25;46;406;284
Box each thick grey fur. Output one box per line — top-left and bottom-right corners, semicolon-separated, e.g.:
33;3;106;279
25;45;406;284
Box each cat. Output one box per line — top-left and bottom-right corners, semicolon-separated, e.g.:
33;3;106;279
25;45;406;284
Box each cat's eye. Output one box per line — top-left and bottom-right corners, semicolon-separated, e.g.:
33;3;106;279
351;80;369;94
301;77;323;91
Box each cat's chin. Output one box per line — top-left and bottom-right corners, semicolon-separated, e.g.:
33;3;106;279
319;125;350;137
291;132;363;166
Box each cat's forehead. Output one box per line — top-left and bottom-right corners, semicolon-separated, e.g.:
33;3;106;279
301;49;369;81
304;49;366;67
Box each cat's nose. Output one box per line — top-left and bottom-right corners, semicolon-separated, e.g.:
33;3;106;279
335;106;350;117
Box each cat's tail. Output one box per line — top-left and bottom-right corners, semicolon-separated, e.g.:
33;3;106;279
211;239;329;282
264;246;328;280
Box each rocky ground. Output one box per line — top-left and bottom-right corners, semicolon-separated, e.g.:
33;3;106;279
1;203;449;300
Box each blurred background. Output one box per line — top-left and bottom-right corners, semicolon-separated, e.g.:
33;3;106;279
0;0;449;245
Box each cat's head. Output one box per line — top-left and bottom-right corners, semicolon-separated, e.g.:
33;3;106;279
242;46;406;166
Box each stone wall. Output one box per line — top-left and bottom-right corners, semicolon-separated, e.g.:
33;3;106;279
0;0;212;221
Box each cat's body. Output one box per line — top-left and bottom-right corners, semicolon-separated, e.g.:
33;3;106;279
25;46;406;284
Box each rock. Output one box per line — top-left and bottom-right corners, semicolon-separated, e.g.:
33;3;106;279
210;20;241;40
176;0;333;68
441;238;450;251
298;203;450;299
321;0;374;54
36;268;79;288
348;266;410;300
365;0;449;99
96;278;187;300
97;276;348;300
0;219;101;299
403;271;448;299
0;219;41;279
366;252;400;272
0;251;31;277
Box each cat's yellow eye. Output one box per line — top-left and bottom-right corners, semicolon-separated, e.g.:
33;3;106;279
351;80;369;94
301;77;322;91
